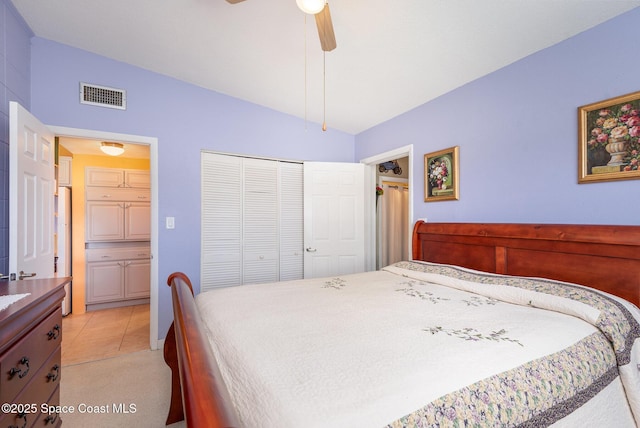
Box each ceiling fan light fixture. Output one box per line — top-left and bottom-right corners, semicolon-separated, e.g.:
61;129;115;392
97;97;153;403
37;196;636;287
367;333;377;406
100;142;125;156
296;0;325;15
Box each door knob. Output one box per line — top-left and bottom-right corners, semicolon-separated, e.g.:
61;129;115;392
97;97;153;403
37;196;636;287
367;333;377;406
305;247;317;252
18;271;36;280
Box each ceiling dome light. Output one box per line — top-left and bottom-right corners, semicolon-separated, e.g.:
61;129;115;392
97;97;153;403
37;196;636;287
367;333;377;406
296;0;325;15
100;142;125;156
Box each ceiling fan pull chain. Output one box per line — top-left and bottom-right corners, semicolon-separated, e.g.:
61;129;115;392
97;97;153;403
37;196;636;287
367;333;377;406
322;51;327;132
304;14;308;130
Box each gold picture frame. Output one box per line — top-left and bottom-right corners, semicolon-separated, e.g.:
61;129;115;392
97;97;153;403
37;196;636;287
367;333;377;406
424;146;459;202
578;90;640;183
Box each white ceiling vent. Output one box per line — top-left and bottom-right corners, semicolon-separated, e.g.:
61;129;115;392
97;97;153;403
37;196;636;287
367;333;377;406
80;82;126;110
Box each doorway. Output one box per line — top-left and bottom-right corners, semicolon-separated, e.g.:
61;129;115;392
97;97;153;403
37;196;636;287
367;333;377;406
49;126;159;352
361;145;413;271
377;174;409;269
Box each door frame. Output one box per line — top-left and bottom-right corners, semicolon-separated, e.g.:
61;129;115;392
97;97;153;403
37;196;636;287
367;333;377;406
49;125;160;350
360;144;414;271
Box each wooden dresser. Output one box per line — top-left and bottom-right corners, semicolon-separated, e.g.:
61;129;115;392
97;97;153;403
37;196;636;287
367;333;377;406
0;278;69;428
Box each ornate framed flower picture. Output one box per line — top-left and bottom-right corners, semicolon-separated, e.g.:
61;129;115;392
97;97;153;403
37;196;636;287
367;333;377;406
424;146;459;202
578;90;640;183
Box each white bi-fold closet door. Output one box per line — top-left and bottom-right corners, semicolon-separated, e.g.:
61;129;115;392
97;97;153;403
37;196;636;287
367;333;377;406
201;153;303;291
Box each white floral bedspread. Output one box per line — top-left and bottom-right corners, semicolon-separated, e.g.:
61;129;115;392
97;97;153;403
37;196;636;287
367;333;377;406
196;261;640;427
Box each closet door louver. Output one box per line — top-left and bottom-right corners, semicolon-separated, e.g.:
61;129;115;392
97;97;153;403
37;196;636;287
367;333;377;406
201;154;242;290
243;158;279;284
279;162;303;281
201;153;303;291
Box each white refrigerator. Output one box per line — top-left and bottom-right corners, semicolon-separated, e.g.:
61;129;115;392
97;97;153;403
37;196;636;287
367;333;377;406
57;187;72;315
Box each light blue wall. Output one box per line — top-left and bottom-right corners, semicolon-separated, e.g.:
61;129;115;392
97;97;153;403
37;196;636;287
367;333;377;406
356;7;640;225
0;0;32;274
28;38;355;339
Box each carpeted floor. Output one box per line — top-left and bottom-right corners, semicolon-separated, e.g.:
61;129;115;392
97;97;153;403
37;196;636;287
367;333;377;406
61;349;186;428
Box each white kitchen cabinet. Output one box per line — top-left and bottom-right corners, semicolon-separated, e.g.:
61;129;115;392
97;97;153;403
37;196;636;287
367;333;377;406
85;167;150;188
86;201;124;241
86;261;124;303
85;168;151;242
85;201;150;241
84;166;151;310
124;170;151;188
85;187;151;202
124;259;151;299
125;203;151;241
58;156;72;187
85;247;151;310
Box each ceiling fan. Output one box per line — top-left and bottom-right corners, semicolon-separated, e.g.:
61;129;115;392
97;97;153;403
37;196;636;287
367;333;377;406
226;0;336;51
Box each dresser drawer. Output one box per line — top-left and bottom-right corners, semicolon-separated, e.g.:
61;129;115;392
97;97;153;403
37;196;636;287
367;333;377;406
31;386;63;427
30;385;62;428
0;348;61;428
0;310;62;403
86;187;150;202
85;247;151;262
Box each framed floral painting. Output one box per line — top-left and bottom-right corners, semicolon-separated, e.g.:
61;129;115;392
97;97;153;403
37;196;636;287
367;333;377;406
424;146;459;202
578;90;640;183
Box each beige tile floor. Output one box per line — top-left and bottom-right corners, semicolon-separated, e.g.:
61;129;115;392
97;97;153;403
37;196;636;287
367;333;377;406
61;304;150;366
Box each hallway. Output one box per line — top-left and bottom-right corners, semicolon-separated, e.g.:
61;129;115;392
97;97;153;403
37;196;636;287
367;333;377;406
61;304;149;366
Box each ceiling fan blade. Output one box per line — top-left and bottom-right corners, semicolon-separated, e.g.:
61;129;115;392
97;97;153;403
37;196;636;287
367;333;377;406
226;0;246;3
315;3;336;52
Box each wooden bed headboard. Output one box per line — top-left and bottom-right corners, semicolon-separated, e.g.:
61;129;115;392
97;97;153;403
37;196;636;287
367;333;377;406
412;221;640;307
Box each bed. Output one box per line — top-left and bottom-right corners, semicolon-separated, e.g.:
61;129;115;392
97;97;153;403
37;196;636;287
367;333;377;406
164;221;640;427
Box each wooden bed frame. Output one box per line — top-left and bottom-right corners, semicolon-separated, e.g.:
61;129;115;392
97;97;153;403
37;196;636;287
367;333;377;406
164;222;640;426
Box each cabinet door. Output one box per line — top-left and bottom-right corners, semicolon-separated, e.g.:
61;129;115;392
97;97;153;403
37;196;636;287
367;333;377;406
124;259;150;298
85;167;124;187
86;261;124;303
58;156;72;187
86;201;125;241
124;170;150;188
124;203;151;241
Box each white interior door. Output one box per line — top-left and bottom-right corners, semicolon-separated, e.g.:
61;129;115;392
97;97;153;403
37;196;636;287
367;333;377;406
9;102;56;280
303;162;365;278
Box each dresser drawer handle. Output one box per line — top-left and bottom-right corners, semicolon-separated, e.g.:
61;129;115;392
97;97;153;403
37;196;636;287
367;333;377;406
9;357;30;379
8;412;28;428
47;324;61;340
47;364;60;382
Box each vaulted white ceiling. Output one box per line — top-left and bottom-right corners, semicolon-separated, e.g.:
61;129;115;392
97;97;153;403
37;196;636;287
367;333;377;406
13;0;640;134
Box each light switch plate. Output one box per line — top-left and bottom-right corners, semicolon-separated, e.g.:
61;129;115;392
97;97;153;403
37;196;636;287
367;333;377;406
166;216;175;229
